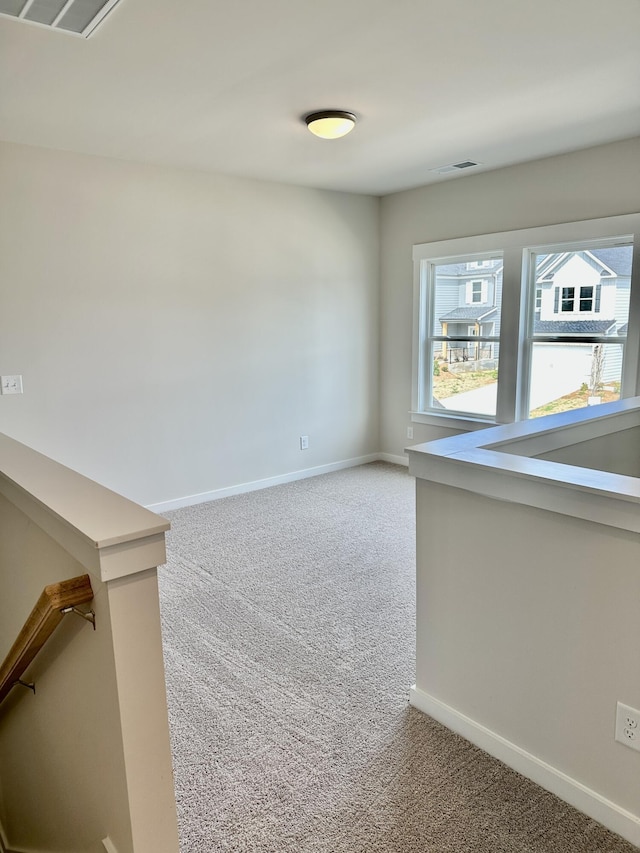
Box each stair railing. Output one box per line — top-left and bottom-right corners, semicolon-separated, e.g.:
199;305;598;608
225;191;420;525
0;574;95;706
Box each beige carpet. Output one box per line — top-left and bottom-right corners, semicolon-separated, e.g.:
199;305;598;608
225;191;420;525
158;462;636;852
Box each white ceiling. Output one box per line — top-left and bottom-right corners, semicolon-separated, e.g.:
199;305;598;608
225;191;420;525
1;0;639;196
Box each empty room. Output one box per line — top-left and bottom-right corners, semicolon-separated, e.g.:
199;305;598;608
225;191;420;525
0;1;639;851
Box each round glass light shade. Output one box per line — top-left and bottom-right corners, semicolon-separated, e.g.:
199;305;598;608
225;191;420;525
304;111;356;139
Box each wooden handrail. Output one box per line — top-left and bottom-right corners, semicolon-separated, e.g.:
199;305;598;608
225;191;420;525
0;574;94;706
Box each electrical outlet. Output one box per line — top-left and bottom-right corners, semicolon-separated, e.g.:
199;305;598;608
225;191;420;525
1;374;23;395
407;427;414;439
300;435;309;450
615;702;640;752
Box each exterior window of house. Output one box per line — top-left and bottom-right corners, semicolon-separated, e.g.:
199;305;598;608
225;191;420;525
412;214;639;427
579;285;600;312
561;287;575;312
467;280;486;304
579;286;593;311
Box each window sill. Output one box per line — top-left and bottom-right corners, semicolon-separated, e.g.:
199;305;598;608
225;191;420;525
410;411;498;431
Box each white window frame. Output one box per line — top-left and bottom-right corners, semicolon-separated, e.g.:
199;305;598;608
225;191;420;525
411;213;640;429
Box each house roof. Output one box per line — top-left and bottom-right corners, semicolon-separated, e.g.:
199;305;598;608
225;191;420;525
440;307;499;322
534;319;617;335
588;248;633;277
535;248;633;281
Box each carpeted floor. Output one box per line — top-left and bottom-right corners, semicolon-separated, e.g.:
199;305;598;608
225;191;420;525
158;462;636;852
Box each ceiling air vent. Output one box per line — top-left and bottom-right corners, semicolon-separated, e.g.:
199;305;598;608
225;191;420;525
0;0;123;37
430;160;482;175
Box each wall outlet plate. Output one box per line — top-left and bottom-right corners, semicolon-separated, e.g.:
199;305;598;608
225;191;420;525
615;701;640;753
300;435;309;450
1;375;23;395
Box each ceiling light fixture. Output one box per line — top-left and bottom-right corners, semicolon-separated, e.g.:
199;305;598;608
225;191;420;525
304;110;357;140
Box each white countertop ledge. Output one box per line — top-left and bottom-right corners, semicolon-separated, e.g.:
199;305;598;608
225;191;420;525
0;433;169;581
406;397;640;534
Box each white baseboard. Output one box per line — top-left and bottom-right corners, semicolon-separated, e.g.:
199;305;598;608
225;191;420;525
146;453;385;513
410;685;640;849
378;452;409;467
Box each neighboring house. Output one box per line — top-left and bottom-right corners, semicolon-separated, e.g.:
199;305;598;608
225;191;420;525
436;259;502;362
533;248;631;386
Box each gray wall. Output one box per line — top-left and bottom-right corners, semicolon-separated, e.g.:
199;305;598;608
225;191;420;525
380;137;640;456
0;142;380;506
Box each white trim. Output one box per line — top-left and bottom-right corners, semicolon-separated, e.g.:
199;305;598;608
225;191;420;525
145;454;381;512
409;685;640;849
378;452;409;466
102;838;119;853
410;410;494;430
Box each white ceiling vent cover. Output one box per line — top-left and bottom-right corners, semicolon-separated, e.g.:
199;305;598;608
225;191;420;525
430;160;482;175
0;0;123;37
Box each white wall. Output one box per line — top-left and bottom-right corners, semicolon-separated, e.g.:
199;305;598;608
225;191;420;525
412;477;640;846
380;137;640;456
0;142;380;506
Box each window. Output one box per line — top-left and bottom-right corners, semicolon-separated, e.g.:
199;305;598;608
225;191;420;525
579;286;593;311
466;279;487;304
561;287;575;312
412;215;640;427
417;255;502;419
554;284;602;315
535;287;542;311
576;285;601;312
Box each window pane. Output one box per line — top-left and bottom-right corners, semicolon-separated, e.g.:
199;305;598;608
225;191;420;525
528;242;632;419
533;244;632;334
430;257;502;338
529;343;622;418
427;255;502;418
431;342;498;418
561;287;575;312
